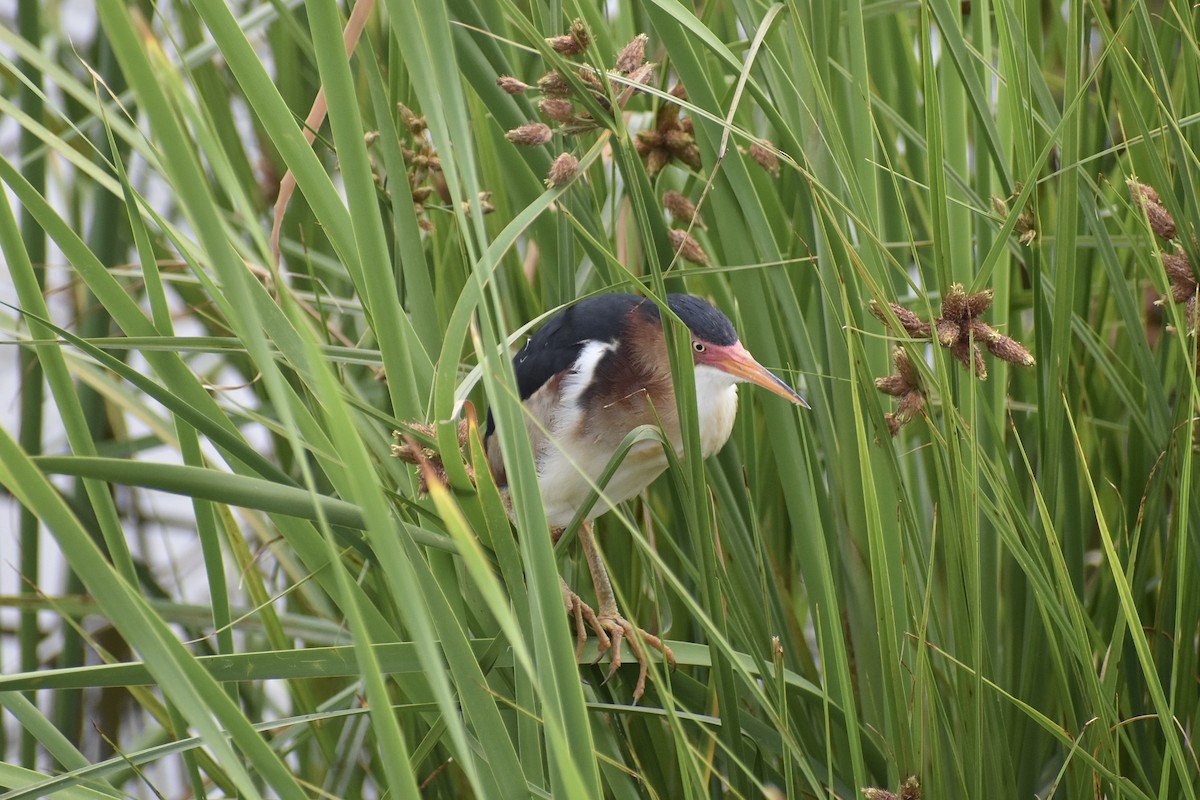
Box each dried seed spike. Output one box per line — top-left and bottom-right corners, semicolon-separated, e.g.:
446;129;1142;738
1127;178;1161;205
398;103;427;136
1129;177;1177;240
869;300;932;338
748;141;781;176
496;76;530;95
635;130;662;154
934;318;960;347
874;375;909;397
862;788;899;800
965;287;995;316
1016;214;1038;245
547;34;584;56
893;346;920;385
894;388;925;423
537;71;572;96
575;66;605;93
949;336;987;379
1162;250;1195;284
546;152;579;187
668;228;709;265
664;129;702;170
617;63;657;101
505;122;553;146
941;283;969;321
539;97;576;123
644;147;670;178
615;33;648;74
663;191;702;227
568;18;590;51
984;333;1037;367
991;194;1008;216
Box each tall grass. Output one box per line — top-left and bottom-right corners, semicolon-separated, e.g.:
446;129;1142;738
1;0;1197;797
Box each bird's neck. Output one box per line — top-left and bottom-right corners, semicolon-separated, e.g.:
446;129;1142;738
693;364;740;458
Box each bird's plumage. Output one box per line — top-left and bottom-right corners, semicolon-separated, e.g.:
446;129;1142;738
474;292;805;699
485;293;804;527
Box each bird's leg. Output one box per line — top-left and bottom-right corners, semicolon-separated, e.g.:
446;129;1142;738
560;520;675;702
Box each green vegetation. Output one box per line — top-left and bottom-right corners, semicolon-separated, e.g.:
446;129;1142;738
1;1;1197;797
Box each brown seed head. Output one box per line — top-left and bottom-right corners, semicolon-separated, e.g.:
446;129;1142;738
869;300;932;339
635;130;661;154
615;33;648;74
874;374;910;397
1162;249;1198;303
644;147;670;177
546;152;579;188
965;287;995;316
663;191;702;227
941;284;969;320
983;331;1037;367
1162;250;1195;286
391;420;473;494
749;141;781;176
568;18;590;51
950;336;987;378
1016;210;1037;245
575;67;605;94
669;228;709;265
893;346;920;386
398;103;427;136
537;71;572;96
862;789;898;800
665;129;702;170
506;122;553;146
539;97;576;123
547;19;589;56
934;318;960;347
496;75;530;95
462;191;495;216
1129;178;1177;240
616;63;657;103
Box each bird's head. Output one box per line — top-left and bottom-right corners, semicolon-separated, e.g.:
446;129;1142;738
666;294;809;408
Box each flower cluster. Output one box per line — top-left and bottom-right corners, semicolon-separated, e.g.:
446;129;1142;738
870;286;1035;435
862;775;921;800
991;182;1037;245
392;418;473;495
871;285;1036;381
391;104;492;231
875;348;926;436
1129;179;1198;342
635;82;700;178
497;21;656;188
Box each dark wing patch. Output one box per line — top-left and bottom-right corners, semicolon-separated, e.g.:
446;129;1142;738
485;294;644;435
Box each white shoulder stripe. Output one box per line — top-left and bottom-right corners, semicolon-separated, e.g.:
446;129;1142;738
561;339;617;406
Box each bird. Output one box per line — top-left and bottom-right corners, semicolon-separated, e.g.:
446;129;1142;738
484;292;807;700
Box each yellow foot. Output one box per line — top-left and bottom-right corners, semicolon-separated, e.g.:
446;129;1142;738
560;582;675;703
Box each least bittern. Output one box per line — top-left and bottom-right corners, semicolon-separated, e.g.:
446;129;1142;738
485;293;806;700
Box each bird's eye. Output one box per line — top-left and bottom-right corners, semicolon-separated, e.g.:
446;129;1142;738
692;341;706;353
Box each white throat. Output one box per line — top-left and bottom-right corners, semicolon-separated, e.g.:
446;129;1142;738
693;364;740;458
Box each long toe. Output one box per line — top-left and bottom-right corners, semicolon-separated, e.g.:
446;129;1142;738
561;583;612;657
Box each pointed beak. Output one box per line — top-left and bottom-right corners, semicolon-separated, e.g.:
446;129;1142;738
709;342;809;408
